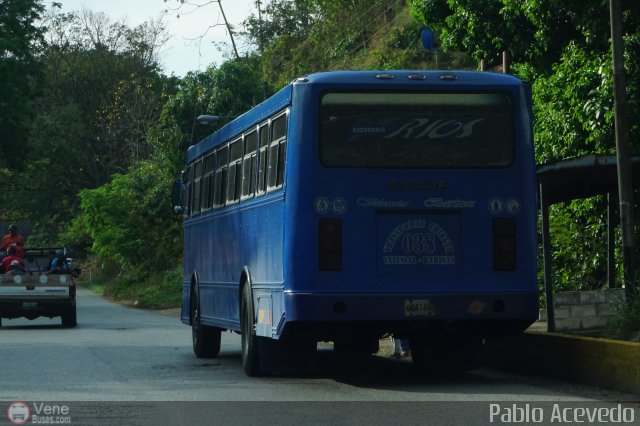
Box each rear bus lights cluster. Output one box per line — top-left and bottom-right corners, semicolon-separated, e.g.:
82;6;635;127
319;218;342;271
493;218;516;271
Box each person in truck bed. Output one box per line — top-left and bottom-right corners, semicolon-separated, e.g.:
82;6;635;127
0;246;25;273
1;224;24;258
44;249;70;274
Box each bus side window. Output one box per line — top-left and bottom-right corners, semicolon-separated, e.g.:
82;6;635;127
267;113;287;191
277;139;287;188
227;138;243;203
257;123;269;196
214;145;229;208
191;159;203;215
202;152;216;211
186;164;193;217
242;130;258;200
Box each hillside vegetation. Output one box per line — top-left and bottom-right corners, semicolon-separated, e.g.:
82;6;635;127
1;0;639;308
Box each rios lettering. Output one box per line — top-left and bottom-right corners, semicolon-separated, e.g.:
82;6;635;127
385;118;485;140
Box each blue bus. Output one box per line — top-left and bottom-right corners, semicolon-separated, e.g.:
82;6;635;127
173;70;538;376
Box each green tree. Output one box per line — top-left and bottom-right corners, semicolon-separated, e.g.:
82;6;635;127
64;58;265;302
408;0;640;292
70;161;181;271
408;0;639;72
10;7;173;244
149;57;265;175
0;0;45;170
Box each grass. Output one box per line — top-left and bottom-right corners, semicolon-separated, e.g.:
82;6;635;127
608;291;640;338
80;261;182;310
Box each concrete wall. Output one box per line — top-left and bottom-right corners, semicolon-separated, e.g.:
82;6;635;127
539;289;624;331
484;331;640;394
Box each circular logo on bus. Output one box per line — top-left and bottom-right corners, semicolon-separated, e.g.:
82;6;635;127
331;197;348;214
506;197;521;214
488;198;504;215
314;197;330;215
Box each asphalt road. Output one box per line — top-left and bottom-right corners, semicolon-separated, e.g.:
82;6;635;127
1;288;638;425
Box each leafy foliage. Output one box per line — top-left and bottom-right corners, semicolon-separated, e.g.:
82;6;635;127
8;0;639;304
245;0;435;88
408;0;640;292
68;161;181;271
8;8;175;244
0;0;45;170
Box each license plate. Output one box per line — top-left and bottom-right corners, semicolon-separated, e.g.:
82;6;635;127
404;299;436;317
22;302;38;308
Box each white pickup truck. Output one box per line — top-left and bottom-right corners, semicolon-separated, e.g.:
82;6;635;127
0;248;79;327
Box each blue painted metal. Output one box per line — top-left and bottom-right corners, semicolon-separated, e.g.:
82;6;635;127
180;70;538;341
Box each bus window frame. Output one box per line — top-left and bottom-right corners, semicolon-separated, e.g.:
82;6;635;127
227;137;244;205
213;144;229;209
191;159;203;216
241;128;259;201
266;110;288;193
257;123;270;196
201;151;216;212
185;164;193;217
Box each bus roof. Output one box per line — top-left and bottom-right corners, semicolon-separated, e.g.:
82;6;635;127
187;70;526;162
297;70;525;86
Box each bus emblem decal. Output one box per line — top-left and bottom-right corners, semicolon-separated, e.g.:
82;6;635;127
314;197;331;215
384;118;485;140
382;220;456;266
357;198;410;209
331;197;348;214
423;198;476;209
388;180;447;191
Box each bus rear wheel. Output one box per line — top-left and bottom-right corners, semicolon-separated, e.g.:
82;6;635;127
191;286;221;358
241;283;261;376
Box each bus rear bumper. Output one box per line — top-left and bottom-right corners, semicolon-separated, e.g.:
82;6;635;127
280;291;538;340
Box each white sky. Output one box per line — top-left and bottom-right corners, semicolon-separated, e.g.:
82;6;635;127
47;0;256;77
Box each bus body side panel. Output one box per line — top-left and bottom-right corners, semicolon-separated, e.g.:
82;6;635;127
182;198;286;332
180;87;292;332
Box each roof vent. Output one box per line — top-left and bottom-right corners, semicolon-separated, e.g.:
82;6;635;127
439;74;458;81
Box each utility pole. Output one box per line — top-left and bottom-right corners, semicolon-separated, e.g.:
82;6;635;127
609;0;636;299
256;0;263;53
218;0;240;60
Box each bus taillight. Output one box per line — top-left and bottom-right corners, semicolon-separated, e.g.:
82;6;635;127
493;218;516;271
319;218;342;271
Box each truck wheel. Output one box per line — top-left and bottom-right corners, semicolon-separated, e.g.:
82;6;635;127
191;286;221;358
241;283;261;376
61;305;77;328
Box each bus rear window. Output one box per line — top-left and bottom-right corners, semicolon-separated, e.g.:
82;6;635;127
320;92;513;168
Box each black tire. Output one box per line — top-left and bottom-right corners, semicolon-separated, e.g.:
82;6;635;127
61;303;77;328
241;283;261;376
191;285;221;358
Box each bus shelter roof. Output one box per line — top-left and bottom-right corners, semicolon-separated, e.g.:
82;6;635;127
536;154;640;333
537;154;640;204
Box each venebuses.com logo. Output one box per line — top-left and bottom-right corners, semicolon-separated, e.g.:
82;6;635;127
7;402;30;425
6;402;72;425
